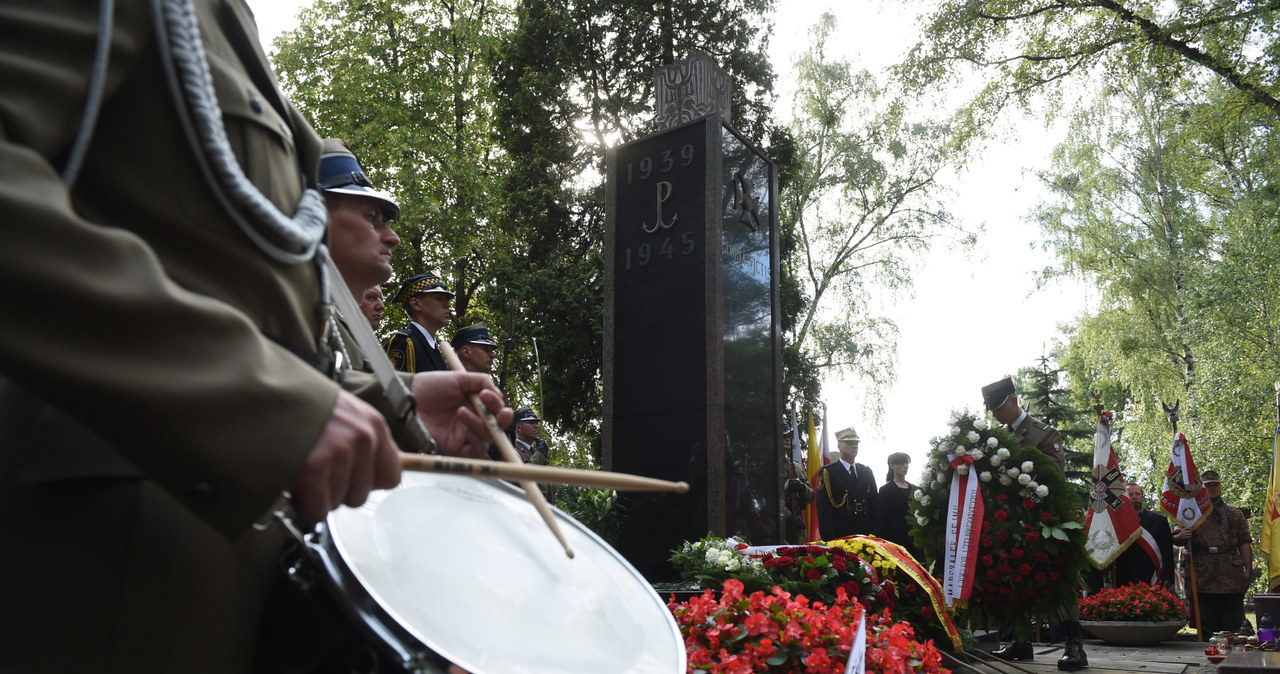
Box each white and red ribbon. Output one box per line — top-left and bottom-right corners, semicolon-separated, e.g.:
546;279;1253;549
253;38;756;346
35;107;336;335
942;453;983;607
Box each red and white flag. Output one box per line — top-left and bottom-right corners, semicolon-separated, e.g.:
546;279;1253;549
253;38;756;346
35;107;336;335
1159;432;1212;530
1084;411;1143;568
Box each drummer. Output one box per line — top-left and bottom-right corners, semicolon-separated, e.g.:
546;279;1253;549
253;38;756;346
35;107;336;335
0;4;511;674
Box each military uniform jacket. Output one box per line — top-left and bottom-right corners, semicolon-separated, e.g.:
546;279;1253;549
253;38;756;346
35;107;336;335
386;322;446;372
815;461;880;539
0;1;357;671
1184;501;1251;594
1009;413;1065;473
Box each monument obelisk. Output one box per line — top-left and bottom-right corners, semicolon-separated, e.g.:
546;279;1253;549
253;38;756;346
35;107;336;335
603;53;782;579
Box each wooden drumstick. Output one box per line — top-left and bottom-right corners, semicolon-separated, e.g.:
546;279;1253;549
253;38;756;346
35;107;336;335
438;341;575;558
401;454;690;493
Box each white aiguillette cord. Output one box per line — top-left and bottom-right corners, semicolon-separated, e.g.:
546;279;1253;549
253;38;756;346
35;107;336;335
323;255;436;455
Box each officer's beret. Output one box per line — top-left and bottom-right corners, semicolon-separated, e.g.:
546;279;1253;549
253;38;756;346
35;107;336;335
835;426;859;442
514;407;540;423
982;377;1016;411
1202;469;1221;483
318;138;400;222
391;272;453;304
450;322;497;348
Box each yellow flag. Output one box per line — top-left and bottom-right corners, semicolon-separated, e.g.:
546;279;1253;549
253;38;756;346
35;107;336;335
1262;423;1280;591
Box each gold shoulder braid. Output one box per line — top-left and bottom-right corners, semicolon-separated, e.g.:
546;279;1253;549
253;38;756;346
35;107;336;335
820;467;848;508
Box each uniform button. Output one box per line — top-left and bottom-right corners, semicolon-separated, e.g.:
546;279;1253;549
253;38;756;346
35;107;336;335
250;96;264;113
187;480;217;501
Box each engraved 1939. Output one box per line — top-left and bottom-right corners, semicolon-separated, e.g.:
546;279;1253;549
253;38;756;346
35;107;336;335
623;232;696;270
625;144;695;184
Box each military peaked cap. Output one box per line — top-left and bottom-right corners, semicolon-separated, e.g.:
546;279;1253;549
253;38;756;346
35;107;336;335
450;322;497;348
391;272;453;304
982;377;1016;411
835;426;859;442
318;138;400;222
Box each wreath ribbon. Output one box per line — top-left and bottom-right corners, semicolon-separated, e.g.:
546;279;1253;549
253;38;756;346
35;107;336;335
943;453;984;609
840;536;965;652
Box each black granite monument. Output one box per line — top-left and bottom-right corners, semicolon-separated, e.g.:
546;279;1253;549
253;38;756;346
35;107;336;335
603;53;782;580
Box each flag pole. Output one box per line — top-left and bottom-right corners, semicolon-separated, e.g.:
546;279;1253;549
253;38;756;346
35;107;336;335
1166;400;1204;642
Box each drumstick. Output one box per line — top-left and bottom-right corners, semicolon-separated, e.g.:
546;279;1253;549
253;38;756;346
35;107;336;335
438;341;575;558
401;454;690;493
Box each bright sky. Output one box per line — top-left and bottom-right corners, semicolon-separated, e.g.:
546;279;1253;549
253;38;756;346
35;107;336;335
246;0;1094;483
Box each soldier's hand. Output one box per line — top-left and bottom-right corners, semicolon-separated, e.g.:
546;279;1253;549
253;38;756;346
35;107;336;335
411;371;512;458
292;390;402;526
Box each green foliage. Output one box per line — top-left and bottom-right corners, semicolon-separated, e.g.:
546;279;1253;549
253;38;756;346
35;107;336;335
782;12;970;420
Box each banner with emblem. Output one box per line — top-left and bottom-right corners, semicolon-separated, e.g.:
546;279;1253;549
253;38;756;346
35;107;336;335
805;407;828;542
1084;411;1142;568
1261;416;1280;591
1159;432;1212;530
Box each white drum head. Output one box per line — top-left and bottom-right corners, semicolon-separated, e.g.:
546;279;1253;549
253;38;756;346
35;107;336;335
326;471;685;674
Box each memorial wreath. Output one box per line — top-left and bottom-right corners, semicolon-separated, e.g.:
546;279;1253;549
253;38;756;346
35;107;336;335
908;411;1089;638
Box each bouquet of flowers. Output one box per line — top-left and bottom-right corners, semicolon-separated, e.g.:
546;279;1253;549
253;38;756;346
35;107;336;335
670;535;893;612
909;411;1089;637
1079;583;1186;622
824;537;962;651
668;579;950;673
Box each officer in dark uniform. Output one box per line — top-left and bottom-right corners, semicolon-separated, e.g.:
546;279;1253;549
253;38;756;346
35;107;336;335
511;407;550;465
982;377;1087;671
385;272;453;372
815;426;879;539
451;321;499;375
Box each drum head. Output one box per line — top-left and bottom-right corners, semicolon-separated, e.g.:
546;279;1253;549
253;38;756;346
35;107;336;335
326;471;686;673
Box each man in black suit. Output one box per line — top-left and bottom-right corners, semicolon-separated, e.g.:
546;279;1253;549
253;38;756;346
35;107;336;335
385;272;453;372
1115;482;1175;587
815;425;879;539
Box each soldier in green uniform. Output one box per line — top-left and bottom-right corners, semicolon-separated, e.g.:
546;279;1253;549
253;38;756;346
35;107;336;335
815;426;879;539
982;377;1087;671
0;2;510;672
1173;469;1253;635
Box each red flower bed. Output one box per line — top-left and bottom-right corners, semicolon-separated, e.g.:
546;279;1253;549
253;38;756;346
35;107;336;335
669;579;950;673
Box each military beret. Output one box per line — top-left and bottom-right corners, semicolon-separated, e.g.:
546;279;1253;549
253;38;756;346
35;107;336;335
450;322;497;348
318;138;400;222
391;271;453;304
1202;469;1221;483
835;426;859;442
982;377;1016;411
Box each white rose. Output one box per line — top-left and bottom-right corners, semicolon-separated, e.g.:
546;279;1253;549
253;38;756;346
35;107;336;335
987;437;999;448
920;495;931;507
954;445;968;455
990;455;1003;467
916;513;928;525
971;449;985;461
1021;461;1035;473
1036;485;1050;497
967;430;980;443
957;464;970;476
979;471;992;482
951;426;961;436
726;557;740;571
997;448;1010;458
974;419;989;431
914;490;925;502
999;476;1013;486
1018;473;1032;485
1007;467;1020;478
1027;480;1038;490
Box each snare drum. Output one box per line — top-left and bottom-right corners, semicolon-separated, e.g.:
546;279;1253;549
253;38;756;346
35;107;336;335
308;471;686;673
